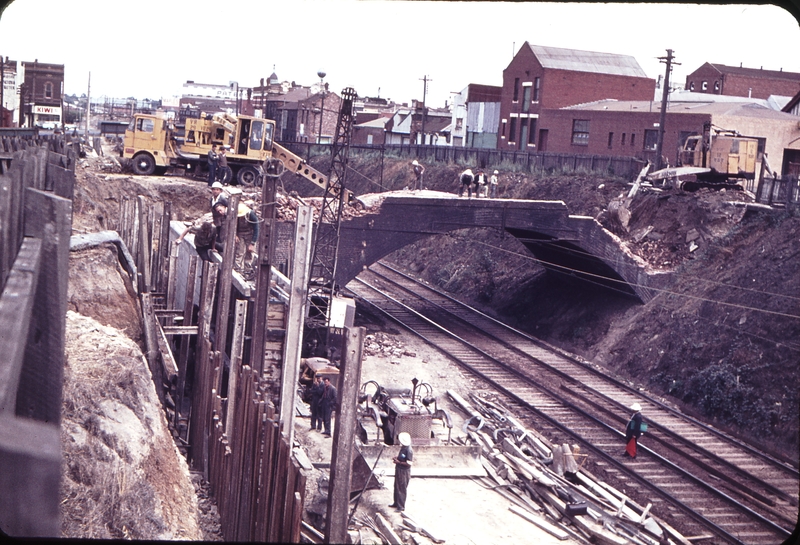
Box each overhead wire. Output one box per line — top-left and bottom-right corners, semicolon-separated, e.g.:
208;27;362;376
445;232;800;321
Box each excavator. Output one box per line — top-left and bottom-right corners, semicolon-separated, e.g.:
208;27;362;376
644;121;760;191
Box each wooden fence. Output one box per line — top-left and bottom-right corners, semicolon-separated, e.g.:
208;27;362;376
118;195;306;542
754;174;800;209
0;136;76;537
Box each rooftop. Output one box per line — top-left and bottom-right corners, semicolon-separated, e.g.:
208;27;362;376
527;43;648;78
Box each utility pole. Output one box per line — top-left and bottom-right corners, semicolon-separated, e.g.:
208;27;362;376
655;49;679;171
85;71;91;138
419;75;431;145
0;56;4;128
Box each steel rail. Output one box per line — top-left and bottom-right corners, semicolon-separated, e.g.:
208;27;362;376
347;270;794;544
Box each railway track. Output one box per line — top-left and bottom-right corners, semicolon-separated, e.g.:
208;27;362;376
346;261;798;545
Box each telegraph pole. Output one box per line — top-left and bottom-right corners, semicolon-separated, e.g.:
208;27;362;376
0;56;4;128
419;75;431;145
655;49;679;171
85;72;91;138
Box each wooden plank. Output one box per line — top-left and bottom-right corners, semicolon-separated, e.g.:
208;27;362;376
0;238;42;414
17;188;71;424
162;325;199;335
137;196;152;293
509;504;569;541
249;175;278;374
0;415;61;537
279;204;314;444
325;327;365;544
214;191;240;389
224;300;248;435
155;320;179;381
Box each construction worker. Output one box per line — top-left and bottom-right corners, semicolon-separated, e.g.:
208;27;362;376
624;402;645;459
389;432;413;511
320;377;337;437
309;375;324;432
207;144;219;187
411;160;425;190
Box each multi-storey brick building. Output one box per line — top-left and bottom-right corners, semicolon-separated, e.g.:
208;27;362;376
498;43;656;151
19;60;64;128
684;63;800;100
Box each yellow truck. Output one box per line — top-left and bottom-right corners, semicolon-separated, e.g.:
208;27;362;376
122;109;331;189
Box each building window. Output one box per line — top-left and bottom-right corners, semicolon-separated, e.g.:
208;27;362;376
137;118;154;133
533;77;541;102
630;133;636;147
501;120;507;138
701;81;708;91
44;82;53;99
509;117;517;142
513;78;520;102
644;130;658;150
714;80;720;92
367;134;373;145
529;118;537;145
689;81;695;91
522;86;531;113
456;117;463;131
571;119;589;146
608;132;614;149
621;133;626;146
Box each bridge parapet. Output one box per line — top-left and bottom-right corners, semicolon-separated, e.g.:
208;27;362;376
336;191;665;302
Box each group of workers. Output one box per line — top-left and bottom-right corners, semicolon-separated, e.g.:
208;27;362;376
174;182;259;278
408;160;500;198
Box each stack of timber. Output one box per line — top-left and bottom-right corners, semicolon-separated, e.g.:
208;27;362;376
447;391;692;545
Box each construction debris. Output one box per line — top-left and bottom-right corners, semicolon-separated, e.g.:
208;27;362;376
442;391;692;545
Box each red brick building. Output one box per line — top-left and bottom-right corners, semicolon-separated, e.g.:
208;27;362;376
684;63;800;99
498;43;656;151
19;60;64;128
537;99;800;177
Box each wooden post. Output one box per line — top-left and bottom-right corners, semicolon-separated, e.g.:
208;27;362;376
175;255;198;428
137;196;152;293
325;326;365;544
225;300;248;434
249;171;278;374
279;204;314;445
214;192;240;387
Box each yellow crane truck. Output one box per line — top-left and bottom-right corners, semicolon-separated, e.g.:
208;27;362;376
122;108;332;190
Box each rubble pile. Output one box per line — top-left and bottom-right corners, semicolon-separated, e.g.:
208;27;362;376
442;391;691;545
363;332;417;362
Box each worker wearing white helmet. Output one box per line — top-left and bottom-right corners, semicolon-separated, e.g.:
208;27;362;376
489;169;499;198
389;432;414;511
411;160;425;190
624;402;646;459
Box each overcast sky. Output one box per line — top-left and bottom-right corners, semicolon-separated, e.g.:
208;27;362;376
1;1;798;106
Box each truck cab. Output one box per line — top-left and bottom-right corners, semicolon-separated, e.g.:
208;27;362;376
123;114;172;175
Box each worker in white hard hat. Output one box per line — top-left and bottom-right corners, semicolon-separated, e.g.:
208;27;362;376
624;402;646;459
389;432;413;511
489;169;499;198
411;160;425;190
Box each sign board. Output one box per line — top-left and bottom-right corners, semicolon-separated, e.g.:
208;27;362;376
328;296;355;329
34;105;61;115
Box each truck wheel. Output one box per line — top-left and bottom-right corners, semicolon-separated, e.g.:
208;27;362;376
236;165;260;186
132;153;156;176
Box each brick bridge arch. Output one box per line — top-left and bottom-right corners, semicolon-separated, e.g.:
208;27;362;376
334;192;665;302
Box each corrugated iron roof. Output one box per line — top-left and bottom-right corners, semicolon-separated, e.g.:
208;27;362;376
705;63;800;81
528;44;647;78
565;98;800;120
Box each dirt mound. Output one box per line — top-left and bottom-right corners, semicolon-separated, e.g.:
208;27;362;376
61;311;201;540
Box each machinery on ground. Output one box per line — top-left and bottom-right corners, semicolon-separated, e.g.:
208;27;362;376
122;107;336;191
645;121;760;191
353;377;484;477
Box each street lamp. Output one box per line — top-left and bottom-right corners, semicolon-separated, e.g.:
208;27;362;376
317;69;326;144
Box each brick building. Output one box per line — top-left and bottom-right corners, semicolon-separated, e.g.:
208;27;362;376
684;63;800;100
537;98;800;178
498;43;656;151
19;60;64;128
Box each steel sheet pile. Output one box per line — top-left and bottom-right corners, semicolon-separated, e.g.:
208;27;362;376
447;391;693;545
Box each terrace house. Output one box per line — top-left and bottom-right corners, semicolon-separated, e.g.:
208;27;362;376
499;43;656;152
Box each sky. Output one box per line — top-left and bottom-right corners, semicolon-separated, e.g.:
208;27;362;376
1;1;799;107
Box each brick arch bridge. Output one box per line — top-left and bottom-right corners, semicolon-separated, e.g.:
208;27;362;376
334;192;666;302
